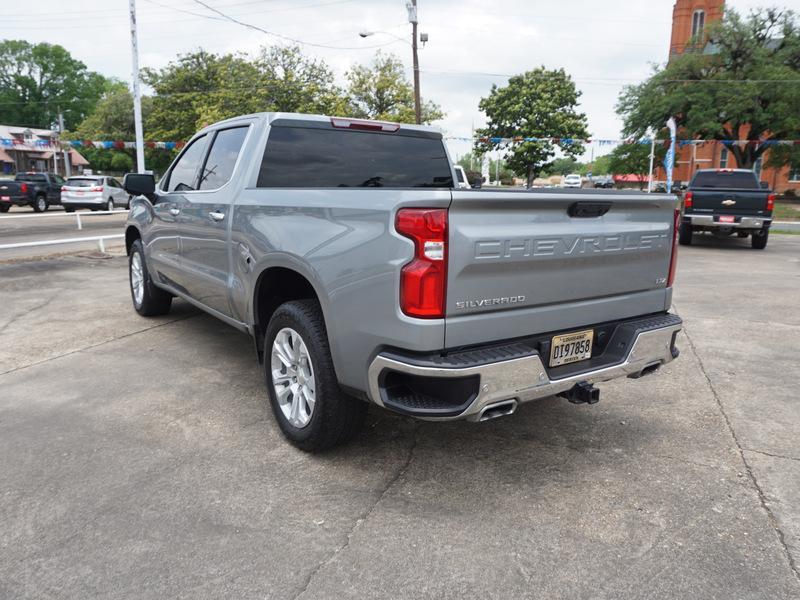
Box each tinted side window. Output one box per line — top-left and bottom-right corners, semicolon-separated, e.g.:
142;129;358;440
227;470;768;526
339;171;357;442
166;135;208;192
257;126;453;188
691;171;759;189
198;126;248;190
110;178;122;188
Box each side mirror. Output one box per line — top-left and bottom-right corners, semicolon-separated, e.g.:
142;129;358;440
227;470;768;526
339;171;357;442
760;181;769;189
123;173;155;196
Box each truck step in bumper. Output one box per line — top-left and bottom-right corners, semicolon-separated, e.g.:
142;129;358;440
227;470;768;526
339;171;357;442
367;313;682;421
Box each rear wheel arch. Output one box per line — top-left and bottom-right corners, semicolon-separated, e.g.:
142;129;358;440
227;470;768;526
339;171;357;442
252;266;327;361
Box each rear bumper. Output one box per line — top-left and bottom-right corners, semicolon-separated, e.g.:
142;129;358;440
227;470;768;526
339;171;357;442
367;313;682;421
61;196;105;207
685;214;771;230
0;195;31;206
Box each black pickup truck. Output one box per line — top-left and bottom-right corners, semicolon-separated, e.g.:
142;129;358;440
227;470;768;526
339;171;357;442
679;169;774;250
0;172;64;213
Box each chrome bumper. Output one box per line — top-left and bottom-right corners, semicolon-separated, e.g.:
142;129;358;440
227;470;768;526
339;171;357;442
686;215;771;229
367;319;682;421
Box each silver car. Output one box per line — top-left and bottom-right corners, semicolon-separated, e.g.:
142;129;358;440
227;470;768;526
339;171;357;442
61;176;130;212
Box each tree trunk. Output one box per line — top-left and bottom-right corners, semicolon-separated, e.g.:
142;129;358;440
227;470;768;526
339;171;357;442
526;164;534;189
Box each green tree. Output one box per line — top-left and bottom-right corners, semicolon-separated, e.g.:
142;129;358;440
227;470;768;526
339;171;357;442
617;8;800;169
606;143;666;189
346;52;443;124
143;46;349;141
0;40;107;129
475;67;589;187
72;81;149;140
545;156;586;176
588;154;612;176
142;49;246;141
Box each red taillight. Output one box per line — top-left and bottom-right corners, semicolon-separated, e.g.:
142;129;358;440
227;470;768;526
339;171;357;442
766;193;775;212
90;186;103;192
60;186;66;192
683;191;693;209
20;183;28;194
667;208;680;287
330;117;400;132
395;208;448;319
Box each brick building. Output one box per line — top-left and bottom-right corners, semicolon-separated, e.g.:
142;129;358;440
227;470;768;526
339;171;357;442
656;0;800;192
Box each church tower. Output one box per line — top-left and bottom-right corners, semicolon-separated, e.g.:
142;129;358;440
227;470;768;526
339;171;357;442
669;0;725;56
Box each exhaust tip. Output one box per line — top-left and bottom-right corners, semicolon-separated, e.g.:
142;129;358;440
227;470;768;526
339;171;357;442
478;399;518;422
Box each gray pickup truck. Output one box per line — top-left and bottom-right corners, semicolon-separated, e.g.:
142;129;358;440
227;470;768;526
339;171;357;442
123;113;682;451
680;168;774;249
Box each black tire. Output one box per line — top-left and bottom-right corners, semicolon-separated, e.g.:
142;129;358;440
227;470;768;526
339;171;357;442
0;204;9;213
678;222;693;246
264;299;366;452
64;206;75;213
737;231;749;238
751;228;769;250
107;199;115;212
128;239;172;316
32;195;47;213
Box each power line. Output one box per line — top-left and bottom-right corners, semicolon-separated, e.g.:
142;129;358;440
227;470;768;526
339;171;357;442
1;0;337;19
185;0;396;50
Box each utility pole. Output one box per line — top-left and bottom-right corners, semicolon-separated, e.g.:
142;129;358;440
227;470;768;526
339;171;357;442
647;132;655;193
58;111;71;177
408;0;421;124
129;0;146;173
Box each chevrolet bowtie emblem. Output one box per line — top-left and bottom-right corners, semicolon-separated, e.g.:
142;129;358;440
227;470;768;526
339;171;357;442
722;199;736;206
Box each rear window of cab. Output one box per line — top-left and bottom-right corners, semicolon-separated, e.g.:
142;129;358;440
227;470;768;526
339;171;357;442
257;125;454;189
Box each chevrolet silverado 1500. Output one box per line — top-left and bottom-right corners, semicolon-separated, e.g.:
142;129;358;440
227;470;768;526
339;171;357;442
680;168;774;249
123;113;682;451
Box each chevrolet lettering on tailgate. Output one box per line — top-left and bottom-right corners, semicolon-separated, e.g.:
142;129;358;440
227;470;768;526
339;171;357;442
474;232;669;260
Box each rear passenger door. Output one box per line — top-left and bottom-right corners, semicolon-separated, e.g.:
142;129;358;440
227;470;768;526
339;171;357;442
176;125;250;316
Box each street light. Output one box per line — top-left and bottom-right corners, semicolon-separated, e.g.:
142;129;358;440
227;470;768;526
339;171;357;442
358;0;424;125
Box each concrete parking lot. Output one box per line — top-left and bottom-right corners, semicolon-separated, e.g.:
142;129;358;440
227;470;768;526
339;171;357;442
0;206;126;260
1;235;799;599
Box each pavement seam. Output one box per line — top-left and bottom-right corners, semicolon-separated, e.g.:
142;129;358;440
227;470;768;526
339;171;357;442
0;314;197;377
682;325;800;584
292;422;420;600
743;448;800;463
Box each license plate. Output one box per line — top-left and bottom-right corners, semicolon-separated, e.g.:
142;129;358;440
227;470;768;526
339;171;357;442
77;191;84;195
719;215;735;223
1;196;9;201
549;329;594;367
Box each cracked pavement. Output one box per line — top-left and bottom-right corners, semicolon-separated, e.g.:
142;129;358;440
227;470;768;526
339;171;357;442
1;235;799;599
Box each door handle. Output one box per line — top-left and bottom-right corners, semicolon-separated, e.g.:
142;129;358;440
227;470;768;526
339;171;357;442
169;208;181;216
209;211;225;222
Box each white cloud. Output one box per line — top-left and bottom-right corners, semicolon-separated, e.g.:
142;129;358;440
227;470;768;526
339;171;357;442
1;0;779;160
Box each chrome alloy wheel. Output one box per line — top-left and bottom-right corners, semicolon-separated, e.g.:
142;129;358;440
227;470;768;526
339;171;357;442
130;251;145;307
271;327;316;428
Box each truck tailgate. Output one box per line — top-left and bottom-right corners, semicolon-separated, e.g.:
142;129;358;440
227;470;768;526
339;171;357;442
691;189;769;215
445;190;676;348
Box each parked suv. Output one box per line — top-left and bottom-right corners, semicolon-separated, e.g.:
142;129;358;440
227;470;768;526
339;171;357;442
61;175;130;212
124;113;682;451
562;173;582;188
